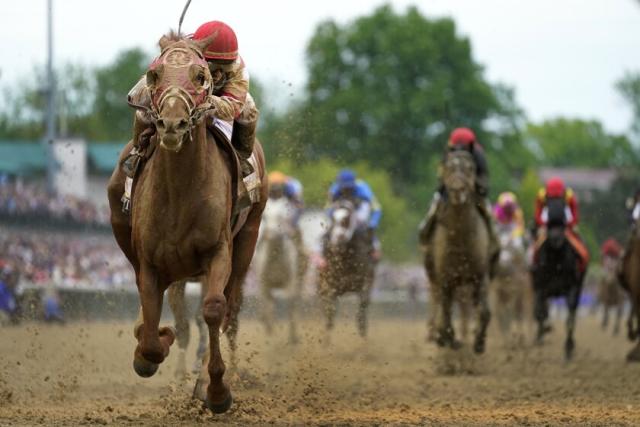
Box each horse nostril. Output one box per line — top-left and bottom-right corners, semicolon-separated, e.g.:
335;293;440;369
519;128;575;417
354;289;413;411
156;119;165;130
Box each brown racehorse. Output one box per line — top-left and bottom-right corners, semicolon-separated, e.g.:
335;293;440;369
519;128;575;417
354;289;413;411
425;150;491;353
107;33;267;413
620;208;640;361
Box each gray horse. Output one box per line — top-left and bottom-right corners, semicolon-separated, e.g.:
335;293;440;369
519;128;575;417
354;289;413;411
425;150;492;353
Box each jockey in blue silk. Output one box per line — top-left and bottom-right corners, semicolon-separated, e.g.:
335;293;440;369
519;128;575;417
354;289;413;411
327;169;382;258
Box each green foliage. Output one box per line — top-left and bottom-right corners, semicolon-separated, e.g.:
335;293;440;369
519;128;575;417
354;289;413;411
263;5;508;202
514;167;543;224
616;71;640;137
525;118;638;168
88;48;150;141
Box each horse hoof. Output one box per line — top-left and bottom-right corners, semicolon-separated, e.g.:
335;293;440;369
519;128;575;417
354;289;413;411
133;358;159;378
626;347;640;362
205;393;233;414
473;340;485;354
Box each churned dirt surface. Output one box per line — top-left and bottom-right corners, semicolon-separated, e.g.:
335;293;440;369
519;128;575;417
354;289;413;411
1;312;640;426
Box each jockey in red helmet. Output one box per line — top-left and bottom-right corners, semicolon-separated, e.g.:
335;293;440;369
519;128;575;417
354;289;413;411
418;127;499;277
126;21;258;176
533;177;589;272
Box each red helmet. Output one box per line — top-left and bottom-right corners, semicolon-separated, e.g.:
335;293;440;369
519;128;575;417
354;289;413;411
448;127;476;148
192;21;238;61
546;177;566;198
601;238;622;258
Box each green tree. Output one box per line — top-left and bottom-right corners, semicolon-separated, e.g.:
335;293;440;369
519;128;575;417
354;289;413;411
88;48;150;141
617;71;640;137
265;5;516;201
525;118;638;168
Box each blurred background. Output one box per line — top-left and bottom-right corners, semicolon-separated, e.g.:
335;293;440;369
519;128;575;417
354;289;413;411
0;0;639;318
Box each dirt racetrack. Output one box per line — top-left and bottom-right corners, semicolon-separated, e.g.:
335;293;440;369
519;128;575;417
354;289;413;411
1;311;640;426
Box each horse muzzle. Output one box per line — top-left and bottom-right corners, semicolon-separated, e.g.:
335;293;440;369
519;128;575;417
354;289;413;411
157;117;190;152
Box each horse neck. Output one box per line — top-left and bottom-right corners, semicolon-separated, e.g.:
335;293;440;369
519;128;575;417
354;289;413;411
148;122;214;205
442;198;478;240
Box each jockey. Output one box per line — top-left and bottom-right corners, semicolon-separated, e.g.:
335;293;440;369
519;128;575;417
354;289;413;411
418;127;499;273
493;191;525;240
533;177;590;271
268;170;304;226
127;20;259;176
327;169;382;258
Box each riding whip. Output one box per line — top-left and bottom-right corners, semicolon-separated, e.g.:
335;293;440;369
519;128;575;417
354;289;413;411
178;0;193;35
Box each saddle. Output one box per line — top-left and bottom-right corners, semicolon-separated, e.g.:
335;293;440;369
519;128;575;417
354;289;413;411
120;119;262;238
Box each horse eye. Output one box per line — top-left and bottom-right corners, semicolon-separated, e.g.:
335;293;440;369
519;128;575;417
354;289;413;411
196;73;205;86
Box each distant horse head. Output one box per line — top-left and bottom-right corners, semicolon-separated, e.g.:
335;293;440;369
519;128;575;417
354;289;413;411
328;199;357;248
261;196;295;242
146;32;217;152
442;150;476;206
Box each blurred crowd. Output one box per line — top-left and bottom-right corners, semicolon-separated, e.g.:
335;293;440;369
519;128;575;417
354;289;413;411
0;177;109;226
0;230;133;290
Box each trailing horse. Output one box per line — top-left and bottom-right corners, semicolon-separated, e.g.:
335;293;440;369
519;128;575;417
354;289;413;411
490;224;531;345
319;199;375;337
167;279;208;377
620;203;640;361
597;254;624;336
254;195;302;343
531;197;585;361
424;150;491;353
107;33;267;413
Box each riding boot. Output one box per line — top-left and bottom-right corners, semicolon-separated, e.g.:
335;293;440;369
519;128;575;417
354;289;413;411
418;192;442;249
476;196;500;279
231;118;258;177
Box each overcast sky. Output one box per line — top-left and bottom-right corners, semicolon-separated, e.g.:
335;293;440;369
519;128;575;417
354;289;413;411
1;0;639;133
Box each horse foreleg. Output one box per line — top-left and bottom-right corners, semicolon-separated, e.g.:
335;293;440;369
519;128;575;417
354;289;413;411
565;287;580;362
357;286;371;338
199;242;233;414
473;280;491;354
436;283;457;349
133;264;175;378
628;300;640;362
287;278;301;345
533;289;549;345
168;281;190;378
261;286;275;336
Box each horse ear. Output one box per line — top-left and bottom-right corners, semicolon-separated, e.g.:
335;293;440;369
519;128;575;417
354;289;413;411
192;30;218;53
146;64;163;87
159;35;172;51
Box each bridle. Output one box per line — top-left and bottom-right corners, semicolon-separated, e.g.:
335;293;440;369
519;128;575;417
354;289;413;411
145;41;215;135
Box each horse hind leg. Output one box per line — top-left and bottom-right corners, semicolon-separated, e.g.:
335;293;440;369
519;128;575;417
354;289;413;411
168;281;190;379
613;302;623;336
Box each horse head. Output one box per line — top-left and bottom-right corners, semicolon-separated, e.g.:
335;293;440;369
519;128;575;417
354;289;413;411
442;150;476;206
328;199;357;248
261;196;295;242
145;32;217;152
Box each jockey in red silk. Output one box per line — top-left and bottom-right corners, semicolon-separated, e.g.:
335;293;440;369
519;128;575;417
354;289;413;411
127;21;259;176
534;177;589;271
419;127;499;276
